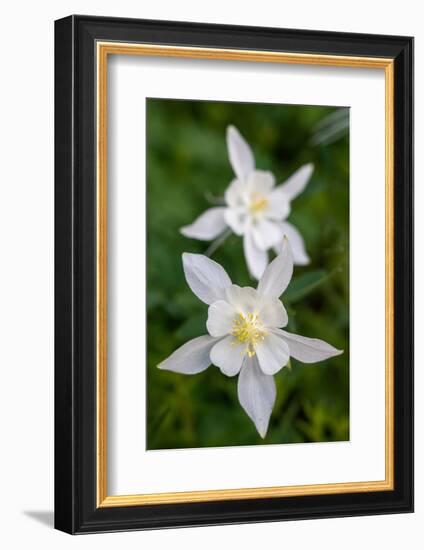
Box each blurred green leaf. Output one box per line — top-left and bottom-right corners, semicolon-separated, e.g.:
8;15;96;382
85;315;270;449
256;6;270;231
284;269;334;304
176;312;207;340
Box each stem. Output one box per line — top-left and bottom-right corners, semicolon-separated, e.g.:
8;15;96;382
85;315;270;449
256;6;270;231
204;191;226;206
204;228;232;257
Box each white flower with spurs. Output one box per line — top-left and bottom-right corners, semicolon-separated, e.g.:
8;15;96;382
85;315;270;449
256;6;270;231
181;125;314;279
158;240;343;438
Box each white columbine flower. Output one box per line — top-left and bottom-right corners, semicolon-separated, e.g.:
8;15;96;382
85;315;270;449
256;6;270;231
181;125;314;279
158;240;342;438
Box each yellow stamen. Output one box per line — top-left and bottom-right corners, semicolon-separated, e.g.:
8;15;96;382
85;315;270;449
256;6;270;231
231;312;266;357
249;195;268;215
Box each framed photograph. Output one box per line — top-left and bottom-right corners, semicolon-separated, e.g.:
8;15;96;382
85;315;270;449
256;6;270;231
54;15;413;534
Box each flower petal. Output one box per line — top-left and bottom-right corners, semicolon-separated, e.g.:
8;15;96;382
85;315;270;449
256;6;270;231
255;332;290;375
225;284;259;314
258;297;288;328
273;328;343;363
226;125;255;182
158;335;219;374
206;300;236;337
243;230;268;280
257;238;293;298
210;335;245;376
180;207;228;241
182;253;232;305
224;178;246;208
224;207;248;236
266;188;291;220
277;163;314;201
273;221;310;265
251;218;283;250
237;355;276;438
247;170;275;195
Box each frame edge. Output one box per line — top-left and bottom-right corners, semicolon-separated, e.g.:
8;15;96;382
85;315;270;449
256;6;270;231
54;14;77;535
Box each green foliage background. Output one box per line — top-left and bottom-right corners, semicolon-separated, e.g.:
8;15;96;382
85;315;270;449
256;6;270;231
146;98;349;449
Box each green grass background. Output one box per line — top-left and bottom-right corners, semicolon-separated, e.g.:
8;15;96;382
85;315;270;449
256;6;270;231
146;98;349;450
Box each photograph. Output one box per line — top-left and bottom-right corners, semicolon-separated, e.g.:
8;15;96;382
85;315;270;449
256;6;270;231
146;98;350;450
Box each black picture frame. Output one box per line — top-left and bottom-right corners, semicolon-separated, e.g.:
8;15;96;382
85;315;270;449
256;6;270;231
55;14;414;534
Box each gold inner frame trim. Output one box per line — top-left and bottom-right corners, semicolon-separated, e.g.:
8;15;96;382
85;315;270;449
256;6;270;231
96;42;395;508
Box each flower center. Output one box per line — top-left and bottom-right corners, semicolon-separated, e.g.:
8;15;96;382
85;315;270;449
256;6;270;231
249;194;268;215
231;312;266;357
